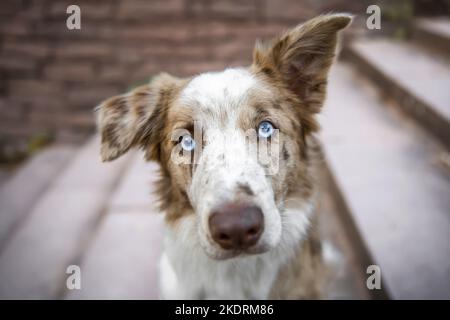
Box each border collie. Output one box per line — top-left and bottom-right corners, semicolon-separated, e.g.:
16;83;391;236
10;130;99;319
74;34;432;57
96;14;351;299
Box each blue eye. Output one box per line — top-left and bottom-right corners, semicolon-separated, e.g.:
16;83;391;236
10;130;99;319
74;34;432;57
181;135;196;151
258;121;274;138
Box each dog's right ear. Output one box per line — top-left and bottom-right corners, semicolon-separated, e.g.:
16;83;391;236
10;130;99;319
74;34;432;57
96;73;182;162
252;14;352;133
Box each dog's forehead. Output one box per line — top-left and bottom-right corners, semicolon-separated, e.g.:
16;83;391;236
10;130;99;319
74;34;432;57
179;68;259;111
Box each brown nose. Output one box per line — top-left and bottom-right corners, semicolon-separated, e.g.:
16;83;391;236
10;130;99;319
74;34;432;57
209;203;264;250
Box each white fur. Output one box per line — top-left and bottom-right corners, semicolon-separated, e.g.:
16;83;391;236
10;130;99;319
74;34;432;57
180;68;257;112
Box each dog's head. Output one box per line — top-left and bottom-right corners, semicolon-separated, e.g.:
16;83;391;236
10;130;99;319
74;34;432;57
96;14;351;260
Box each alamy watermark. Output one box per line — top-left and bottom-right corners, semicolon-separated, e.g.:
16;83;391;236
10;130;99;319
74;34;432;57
366;264;382;290
367;5;381;30
66;5;81;30
66;265;81;290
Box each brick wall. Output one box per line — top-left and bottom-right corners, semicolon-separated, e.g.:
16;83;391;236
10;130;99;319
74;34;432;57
0;0;363;157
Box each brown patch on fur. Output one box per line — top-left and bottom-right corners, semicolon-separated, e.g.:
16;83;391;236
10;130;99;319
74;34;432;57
237;183;254;196
269;215;327;299
282;143;289;161
288;135;323;202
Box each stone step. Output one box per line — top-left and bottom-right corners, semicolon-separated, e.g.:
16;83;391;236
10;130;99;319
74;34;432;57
0;145;76;249
0;136;131;299
320;63;450;299
0;169;10;188
64;155;164;299
345;38;450;146
413;18;450;58
316;165;373;300
64;211;164;300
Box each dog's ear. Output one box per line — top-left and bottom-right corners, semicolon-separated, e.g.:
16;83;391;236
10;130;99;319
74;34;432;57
252;14;352;113
96;73;181;162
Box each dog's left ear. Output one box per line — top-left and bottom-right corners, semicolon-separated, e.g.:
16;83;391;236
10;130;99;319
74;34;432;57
252;14;352;117
96;73;182;162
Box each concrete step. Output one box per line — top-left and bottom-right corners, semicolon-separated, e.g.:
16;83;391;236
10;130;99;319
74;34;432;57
413;18;450;58
0;136;131;299
0;169;10;188
345;38;450;146
65;155;164;299
64;211;164;300
316;165;372;300
0;145;76;249
321;63;450;299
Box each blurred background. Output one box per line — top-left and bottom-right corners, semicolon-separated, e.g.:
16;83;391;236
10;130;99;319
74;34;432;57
0;0;449;299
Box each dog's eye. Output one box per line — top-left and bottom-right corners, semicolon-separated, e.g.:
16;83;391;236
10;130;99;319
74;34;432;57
181;135;196;151
258;121;274;138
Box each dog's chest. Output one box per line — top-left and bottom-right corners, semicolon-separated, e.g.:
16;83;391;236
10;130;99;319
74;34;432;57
163;240;286;299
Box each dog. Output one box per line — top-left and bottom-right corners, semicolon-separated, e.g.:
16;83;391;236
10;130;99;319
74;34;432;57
96;14;351;299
